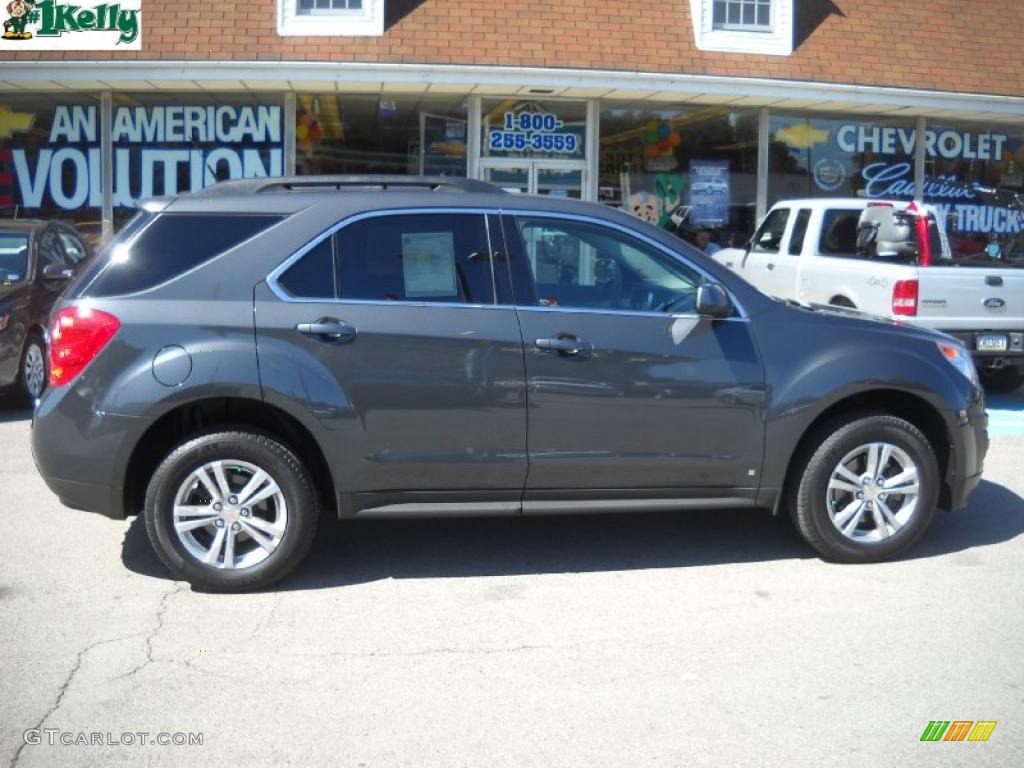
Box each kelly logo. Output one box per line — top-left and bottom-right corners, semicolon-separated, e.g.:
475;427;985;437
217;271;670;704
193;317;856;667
2;0;140;48
920;720;997;742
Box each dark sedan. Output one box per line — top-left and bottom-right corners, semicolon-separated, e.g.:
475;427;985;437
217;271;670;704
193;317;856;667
0;220;92;402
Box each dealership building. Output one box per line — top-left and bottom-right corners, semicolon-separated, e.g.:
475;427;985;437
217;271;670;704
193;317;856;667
1;0;1023;247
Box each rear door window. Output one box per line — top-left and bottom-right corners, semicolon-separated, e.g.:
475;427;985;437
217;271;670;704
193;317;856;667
84;214;281;297
334;214;495;304
818;209;863;257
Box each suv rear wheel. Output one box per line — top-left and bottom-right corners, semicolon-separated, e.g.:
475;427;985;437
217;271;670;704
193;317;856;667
788;413;939;562
144;431;318;591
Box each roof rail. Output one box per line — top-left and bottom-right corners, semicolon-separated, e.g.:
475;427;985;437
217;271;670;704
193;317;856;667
202;175;505;195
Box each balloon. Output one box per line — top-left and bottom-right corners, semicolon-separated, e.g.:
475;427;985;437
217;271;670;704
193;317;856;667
645;145;660;158
657;138;671;152
1015;146;1024;165
309;128;321;141
646;120;659;132
644;130;659;144
296;124;309;141
669;132;681;147
658;123;671;139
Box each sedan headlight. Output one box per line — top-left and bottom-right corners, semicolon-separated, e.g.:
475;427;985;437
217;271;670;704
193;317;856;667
937;342;979;387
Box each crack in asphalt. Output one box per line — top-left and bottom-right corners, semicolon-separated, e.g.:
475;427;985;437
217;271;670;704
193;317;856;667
117;582;187;683
7;631;148;768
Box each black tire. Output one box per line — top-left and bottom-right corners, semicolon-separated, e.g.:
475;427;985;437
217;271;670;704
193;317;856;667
17;332;47;404
787;413;939;563
829;296;856;309
980;366;1022;394
144;431;318;592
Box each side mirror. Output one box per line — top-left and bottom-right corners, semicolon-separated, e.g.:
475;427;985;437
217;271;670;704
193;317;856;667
696;282;732;319
42;264;73;281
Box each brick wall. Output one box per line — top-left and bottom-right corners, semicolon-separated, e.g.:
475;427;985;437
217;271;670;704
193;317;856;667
3;0;1022;97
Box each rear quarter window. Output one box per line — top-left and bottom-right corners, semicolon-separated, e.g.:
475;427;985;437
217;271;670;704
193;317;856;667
818;209;863;257
82;214;281;297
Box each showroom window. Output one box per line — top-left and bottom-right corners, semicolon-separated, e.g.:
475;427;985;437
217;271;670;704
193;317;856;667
110;93;285;230
278;0;383;36
600;102;759;246
713;0;772;31
767;112;918;206
0;93;104;246
917;121;1024;257
296;92;468;177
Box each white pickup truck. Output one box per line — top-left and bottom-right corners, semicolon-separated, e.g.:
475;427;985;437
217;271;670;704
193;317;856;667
711;198;1024;392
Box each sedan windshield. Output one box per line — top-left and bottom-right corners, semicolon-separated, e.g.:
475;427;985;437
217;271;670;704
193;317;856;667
0;233;30;285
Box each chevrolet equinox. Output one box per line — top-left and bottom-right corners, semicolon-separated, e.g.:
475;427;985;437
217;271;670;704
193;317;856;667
31;176;989;591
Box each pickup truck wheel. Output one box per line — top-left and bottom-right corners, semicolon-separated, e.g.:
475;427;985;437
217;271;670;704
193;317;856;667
144;431;318;592
788;413;939;563
980;366;1022;394
829;296;856;309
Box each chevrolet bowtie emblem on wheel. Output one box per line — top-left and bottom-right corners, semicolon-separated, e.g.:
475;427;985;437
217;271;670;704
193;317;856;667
920;721;997;742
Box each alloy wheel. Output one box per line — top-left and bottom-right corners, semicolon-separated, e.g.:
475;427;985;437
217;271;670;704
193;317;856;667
825;442;920;543
24;342;46;399
172;459;288;570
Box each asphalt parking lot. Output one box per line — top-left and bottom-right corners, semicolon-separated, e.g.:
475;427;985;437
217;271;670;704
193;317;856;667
1;393;1023;767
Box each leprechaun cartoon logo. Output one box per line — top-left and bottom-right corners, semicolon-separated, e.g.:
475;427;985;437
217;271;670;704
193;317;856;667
3;0;36;39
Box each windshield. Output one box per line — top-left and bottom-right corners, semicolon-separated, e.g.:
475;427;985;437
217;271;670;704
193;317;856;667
0;233;30;285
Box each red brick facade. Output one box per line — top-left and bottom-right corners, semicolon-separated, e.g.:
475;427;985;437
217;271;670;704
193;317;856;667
2;0;1022;97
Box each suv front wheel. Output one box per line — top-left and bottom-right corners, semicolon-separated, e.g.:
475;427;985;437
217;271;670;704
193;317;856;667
144;431;318;591
788;413;940;563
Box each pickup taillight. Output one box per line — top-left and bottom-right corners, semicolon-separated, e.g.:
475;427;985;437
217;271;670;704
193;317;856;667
892;279;919;316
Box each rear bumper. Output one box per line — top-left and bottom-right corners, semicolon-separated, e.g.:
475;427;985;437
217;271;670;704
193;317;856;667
31;390;148;520
945;331;1024;365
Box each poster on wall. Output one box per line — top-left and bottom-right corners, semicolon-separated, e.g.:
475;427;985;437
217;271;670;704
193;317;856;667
689;160;730;225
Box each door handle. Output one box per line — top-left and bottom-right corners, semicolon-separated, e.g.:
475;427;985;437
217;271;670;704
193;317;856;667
296;317;357;343
535;336;593;356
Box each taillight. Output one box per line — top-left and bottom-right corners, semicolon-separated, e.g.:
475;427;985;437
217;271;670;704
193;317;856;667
892;279;918;316
49;306;120;387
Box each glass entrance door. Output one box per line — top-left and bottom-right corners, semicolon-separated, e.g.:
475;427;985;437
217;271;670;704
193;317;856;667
480;160;584;197
534;165;583;199
482;163;531;194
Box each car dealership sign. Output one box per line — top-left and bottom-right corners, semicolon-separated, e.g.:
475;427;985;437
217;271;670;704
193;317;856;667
834;122;1020;234
9;104;283;210
1;1;140;49
835;124;1008;161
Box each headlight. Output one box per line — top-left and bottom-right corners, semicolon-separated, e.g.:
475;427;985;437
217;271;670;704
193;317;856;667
937;342;979;387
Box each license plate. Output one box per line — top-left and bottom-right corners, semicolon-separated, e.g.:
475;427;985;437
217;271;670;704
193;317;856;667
976;333;1009;351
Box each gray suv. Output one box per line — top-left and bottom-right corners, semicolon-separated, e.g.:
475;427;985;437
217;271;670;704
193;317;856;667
31;177;988;591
